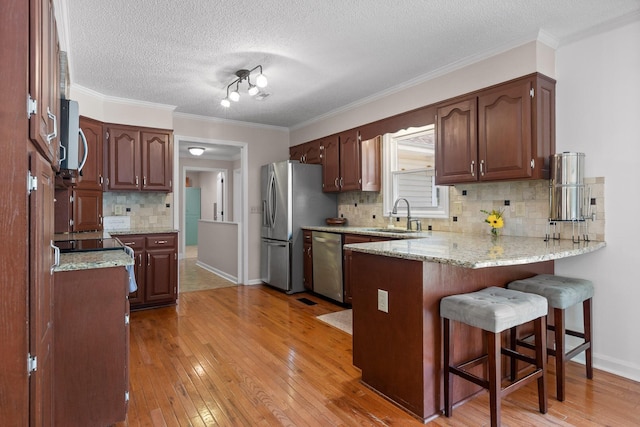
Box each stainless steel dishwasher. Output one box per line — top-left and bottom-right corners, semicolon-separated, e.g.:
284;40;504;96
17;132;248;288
312;231;343;303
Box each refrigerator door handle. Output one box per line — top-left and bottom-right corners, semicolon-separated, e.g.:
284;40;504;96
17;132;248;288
268;171;277;227
262;200;268;227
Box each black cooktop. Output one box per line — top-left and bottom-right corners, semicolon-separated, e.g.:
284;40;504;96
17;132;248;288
54;238;122;253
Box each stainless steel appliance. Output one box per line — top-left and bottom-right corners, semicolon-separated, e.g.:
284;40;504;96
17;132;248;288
59;99;88;172
311;231;343;302
260;161;337;293
550;152;587;221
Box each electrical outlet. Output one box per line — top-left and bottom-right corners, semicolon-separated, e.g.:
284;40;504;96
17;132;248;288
114;205;123;215
250;206;261;214
452;202;463;215
377;289;389;313
515;202;526;217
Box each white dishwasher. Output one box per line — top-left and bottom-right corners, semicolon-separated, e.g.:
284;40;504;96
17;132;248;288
312;231;343;303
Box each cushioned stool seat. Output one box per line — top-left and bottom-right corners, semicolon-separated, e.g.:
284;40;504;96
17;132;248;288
441;287;548;427
508;274;594;401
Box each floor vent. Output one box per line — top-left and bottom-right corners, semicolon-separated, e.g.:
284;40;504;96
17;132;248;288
297;297;317;306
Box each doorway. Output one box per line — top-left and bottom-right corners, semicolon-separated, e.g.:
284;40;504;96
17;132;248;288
173;135;248;285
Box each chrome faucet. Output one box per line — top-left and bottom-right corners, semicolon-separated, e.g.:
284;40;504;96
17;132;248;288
392;198;412;230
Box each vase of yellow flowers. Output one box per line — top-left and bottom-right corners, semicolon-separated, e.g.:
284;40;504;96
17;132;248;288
481;209;504;237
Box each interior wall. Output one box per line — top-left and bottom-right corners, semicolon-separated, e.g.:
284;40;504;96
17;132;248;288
554;17;640;381
200;171;217;221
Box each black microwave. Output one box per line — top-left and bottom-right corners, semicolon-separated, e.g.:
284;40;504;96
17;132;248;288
59;99;87;171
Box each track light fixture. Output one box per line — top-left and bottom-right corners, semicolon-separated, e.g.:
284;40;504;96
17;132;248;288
220;65;268;108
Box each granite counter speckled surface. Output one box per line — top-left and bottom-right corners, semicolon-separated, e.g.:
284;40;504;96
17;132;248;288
303;226;606;269
54;249;134;272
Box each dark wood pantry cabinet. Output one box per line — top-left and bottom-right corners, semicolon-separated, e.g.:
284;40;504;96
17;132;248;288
105;124;173;192
435;73;555;185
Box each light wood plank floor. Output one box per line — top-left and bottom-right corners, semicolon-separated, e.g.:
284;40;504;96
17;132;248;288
117;285;640;426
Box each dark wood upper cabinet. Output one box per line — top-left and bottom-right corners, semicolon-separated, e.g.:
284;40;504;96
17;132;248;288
106;125;141;191
141;131;172;191
105;125;173;192
435;73;555;185
73;189;103;232
289;139;323;165
76;117;104;191
29;0;60;168
316;131;380;193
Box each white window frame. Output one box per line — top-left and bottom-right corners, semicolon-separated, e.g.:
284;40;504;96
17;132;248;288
383;125;449;219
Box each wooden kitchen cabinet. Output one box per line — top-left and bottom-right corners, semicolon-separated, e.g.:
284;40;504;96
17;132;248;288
342;233;390;304
117;232;178;309
289;140;323;165
105;124;173;192
29;0;60;169
435;73;555;185
53;267;129;426
322;131;381;192
303;230;313;291
76;116;104;190
54;187;103;233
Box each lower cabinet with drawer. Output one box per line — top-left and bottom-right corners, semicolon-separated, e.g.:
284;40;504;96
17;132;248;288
116;232;178;309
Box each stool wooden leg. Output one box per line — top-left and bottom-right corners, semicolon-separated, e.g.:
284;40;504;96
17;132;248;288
584;298;593;380
443;318;453;417
553;307;566;401
534;315;548;414
488;331;501;427
509;326;517;381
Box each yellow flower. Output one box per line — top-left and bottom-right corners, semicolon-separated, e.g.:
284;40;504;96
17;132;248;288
488;214;504;229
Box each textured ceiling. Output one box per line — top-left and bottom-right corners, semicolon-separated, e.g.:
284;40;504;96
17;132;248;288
64;0;640;128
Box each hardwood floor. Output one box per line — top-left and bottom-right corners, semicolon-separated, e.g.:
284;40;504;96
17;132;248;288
117;285;640;426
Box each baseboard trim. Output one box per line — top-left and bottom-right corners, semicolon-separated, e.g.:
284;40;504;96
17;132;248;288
195;261;237;284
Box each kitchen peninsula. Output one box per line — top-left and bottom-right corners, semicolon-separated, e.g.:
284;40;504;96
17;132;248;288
342;230;605;422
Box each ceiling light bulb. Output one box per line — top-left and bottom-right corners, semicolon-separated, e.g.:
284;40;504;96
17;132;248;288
248;84;259;96
255;73;268;88
229;90;240;102
188;147;205;156
220;98;230;108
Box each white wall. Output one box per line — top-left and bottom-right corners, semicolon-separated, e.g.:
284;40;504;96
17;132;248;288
554;18;640;381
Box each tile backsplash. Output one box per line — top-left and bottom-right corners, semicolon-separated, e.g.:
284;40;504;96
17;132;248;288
103;192;172;230
338;178;605;241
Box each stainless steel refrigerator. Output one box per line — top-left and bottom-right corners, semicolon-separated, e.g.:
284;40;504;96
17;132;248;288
260;161;337;293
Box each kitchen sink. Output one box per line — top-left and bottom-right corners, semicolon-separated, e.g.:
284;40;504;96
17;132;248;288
364;228;417;234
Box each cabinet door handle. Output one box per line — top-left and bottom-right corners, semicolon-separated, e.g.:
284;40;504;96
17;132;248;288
125;242;136;246
470;160;475;177
340;177;343;187
135;176;139;186
138;254;142;267
50;241;60;274
147;253;150;266
143;176;147;187
155;240;168;244
334;177;339;188
46;107;57;143
480;160;485;176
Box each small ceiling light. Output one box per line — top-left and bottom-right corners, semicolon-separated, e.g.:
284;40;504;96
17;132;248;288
247;83;259;96
219;65;268;107
188;147;205;156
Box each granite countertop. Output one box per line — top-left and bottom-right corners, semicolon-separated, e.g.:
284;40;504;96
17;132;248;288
108;228;178;235
341;230;606;269
54;249;133;272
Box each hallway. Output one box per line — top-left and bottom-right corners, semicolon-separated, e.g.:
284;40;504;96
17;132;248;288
179;246;237;293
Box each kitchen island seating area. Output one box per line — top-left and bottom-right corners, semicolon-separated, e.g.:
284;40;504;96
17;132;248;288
507;274;594;401
441;286;549;427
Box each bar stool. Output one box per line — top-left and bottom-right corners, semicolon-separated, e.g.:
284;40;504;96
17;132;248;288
507;274;593;401
441;287;548;427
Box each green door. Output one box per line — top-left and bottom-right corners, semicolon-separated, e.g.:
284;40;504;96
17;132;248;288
185;187;201;246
